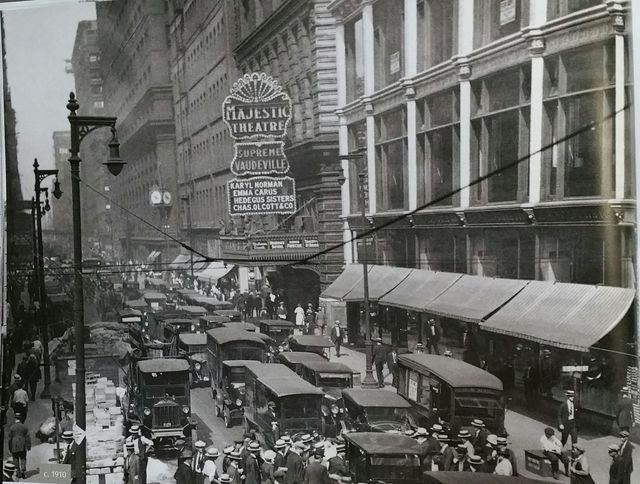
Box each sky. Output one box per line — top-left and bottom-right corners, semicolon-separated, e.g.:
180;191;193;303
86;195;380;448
2;0;96;195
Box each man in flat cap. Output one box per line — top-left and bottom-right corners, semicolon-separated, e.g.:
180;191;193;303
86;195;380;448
618;430;634;484
8;413;30;478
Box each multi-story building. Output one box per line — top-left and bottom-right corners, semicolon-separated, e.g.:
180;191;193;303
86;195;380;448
96;0;178;266
50;131;73;255
326;0;634;423
223;0;342;305
167;0;236;264
70;20;112;258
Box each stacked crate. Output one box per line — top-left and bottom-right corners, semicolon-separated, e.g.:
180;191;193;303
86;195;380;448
74;372;125;484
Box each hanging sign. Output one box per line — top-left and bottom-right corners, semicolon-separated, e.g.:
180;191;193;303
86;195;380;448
499;0;516;25
224;72;297;216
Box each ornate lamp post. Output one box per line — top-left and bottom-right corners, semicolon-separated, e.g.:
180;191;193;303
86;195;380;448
67;92;124;483
33;159;62;398
337;131;377;389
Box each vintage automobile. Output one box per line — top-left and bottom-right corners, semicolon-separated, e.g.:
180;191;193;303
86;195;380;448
222;322;257;333
127;357;193;449
341;388;413;433
207;328;266;399
125;298;149;312
258;319;296;346
343;432;423;484
162;318;199;341
288;335;333;358
296;360;353;402
198;315;231;332
422;473;543;484
122;280;142;301
176;305;208;317
213;309;242;322
119;308;144;326
191;295;234;312
143;291;167;311
243;362;325;437
276;351;327;375
397;354;505;434
212;360;263;428
177;333;209;388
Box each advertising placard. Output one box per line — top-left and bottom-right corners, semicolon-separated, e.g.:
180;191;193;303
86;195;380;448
231;141;289;176
228;176;296;216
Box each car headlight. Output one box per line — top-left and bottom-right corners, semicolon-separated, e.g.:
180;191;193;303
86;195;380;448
191;325;196;331
195;363;201;370
143;407;151;416
236;399;243;407
182;406;190;414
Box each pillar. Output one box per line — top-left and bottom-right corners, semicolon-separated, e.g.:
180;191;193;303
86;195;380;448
404;0;418;210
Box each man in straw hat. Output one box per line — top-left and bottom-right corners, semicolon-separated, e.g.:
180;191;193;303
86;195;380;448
193;440;208;484
558;389;578;447
3;461;17;482
127;424;153;483
8;412;30;478
203;447;220;484
244;441;262;484
457;429;475;457
306;450;330;484
467;455;485;473
223;445;234;473
228;450;244;484
433;434;454;471
124;441;141;484
261;450;277;484
284;441;306;484
471;419;489;454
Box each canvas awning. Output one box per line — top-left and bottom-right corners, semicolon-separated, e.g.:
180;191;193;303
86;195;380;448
482;281;635;352
169;253;209;272
195;261;235;283
320;264;369;300
426;275;530;323
379;270;462;312
147;250;161;263
343;265;412;302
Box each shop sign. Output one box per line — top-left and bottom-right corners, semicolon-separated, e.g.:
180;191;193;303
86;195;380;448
408;372;418;401
499;0;516;25
287;239;303;249
562;365;589;373
269;240;286;250
252;241;269;250
390;51;401;74
227;176;296;216
304;239;319;248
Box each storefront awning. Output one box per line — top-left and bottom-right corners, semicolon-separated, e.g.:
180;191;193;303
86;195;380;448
426;275;530;323
320;264;368;300
482;281;635;352
169;253;209;272
195;261;235;283
379;270;462;312
147;250;161;263
344;265;412;302
169;254;189;269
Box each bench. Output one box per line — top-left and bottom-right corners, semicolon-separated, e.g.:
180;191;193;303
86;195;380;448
524;449;554;478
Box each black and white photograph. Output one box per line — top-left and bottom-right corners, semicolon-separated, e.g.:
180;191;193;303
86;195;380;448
0;0;638;483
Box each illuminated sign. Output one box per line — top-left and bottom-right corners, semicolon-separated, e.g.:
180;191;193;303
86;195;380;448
224;72;297;216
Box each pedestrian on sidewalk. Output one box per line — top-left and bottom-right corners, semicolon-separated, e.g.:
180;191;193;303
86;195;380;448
372;338;386;388
426;319;440;355
496;436;517;476
193;440;208;484
294;303;305;330
616;387;634;433
203;447;220;484
617;430;634;484
330;321;344;357
608;444;621;484
25;351;41;400
494;448;513;476
316;307;326;336
387;346;399;388
124;441;141;484
10;383;29;421
8;413;30;478
569;444;595;484
558;390;578;447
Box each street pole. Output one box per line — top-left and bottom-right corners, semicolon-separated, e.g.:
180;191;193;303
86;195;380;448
34;159;58;399
182;195;195;279
67;92;123;484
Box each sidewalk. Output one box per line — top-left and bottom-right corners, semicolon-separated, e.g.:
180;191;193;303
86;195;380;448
328;345;637;484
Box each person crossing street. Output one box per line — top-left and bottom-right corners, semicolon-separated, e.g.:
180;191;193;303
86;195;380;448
558;390;578;447
372;338;386;388
330;322;344;357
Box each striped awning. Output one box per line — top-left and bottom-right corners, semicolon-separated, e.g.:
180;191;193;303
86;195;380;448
320;264;369;300
482;281;635;351
379;270;462;312
343;265;412;302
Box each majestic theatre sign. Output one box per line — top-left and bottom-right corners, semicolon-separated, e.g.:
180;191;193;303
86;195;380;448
223;73;296;215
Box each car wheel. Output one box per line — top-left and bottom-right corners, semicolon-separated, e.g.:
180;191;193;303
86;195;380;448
224;412;231;428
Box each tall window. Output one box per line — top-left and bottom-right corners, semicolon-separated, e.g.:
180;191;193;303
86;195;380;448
542;42;615;199
417;0;458;72
375;108;408;211
373;0;404;91
417;88;460;206
348;122;366;215
345;16;364;102
547;0;602;20
471;65;530;204
473;0;528;49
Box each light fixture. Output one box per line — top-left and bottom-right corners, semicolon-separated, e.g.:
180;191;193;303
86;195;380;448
53;179;63;199
104;128;125;176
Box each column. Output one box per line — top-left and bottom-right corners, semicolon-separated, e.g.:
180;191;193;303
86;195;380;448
456;0;474;209
336;23;347;108
366;102;377;214
608;2;627;199
404;0;418;211
527;0;547;204
362;2;375;96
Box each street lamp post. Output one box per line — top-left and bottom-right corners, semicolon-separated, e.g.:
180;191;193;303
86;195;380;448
338;144;377;389
33;158;62;399
67;92;124;483
181;195;195;279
